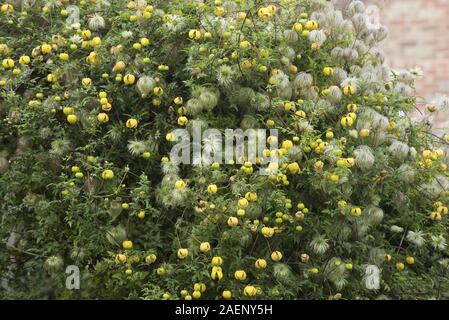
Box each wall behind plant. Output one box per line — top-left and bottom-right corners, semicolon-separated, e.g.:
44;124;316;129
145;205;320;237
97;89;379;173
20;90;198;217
336;0;449;98
334;0;449;128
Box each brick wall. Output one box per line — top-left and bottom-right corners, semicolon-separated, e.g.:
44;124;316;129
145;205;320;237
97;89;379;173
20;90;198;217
335;0;449;103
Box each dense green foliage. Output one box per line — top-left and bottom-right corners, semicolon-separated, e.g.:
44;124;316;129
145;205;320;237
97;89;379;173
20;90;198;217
1;0;449;300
